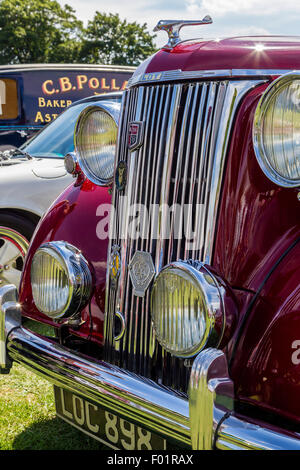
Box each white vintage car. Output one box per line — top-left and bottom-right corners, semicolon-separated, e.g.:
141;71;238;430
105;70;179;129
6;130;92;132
0;92;122;288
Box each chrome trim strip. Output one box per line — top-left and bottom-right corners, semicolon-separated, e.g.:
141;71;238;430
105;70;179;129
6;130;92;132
0;64;135;73
7;326;191;445
216;412;300;450
232;69;291;76
128;69;292;87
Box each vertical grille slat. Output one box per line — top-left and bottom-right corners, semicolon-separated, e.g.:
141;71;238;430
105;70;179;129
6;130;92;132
155;84;182;272
105;79;255;393
185;83;202;260
178;84;200;262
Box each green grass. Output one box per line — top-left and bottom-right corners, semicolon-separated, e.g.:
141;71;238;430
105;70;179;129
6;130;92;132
0;363;105;450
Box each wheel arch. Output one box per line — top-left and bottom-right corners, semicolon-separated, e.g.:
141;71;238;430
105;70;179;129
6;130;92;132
0;208;40;228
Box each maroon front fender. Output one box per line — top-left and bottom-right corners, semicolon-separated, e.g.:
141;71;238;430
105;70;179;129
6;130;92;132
19;179;111;345
230;239;300;425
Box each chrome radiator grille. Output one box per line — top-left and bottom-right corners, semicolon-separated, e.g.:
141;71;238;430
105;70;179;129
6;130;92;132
105;79;258;392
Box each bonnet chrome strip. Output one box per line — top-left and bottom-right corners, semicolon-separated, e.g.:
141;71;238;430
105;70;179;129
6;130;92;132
128;69;292;87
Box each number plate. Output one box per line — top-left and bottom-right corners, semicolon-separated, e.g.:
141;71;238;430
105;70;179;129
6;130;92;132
54;386;167;450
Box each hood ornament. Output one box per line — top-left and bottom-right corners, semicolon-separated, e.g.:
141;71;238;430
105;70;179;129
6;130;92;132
154;16;213;49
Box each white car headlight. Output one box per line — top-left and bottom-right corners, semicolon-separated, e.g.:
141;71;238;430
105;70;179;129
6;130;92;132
31;241;92;320
151;261;225;358
253;72;300;187
75;103;119;186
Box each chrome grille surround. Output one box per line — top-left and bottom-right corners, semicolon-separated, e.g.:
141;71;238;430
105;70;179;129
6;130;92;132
105;77;264;392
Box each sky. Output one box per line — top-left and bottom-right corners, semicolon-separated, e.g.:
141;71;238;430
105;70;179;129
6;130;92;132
58;0;300;48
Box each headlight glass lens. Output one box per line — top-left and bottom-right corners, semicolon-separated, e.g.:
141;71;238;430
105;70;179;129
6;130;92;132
76;106;118;185
254;73;300;187
151;263;221;358
31;241;92;320
31;247;70;318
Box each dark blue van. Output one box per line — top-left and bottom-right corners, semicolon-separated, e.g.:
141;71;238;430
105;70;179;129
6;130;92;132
0;64;134;150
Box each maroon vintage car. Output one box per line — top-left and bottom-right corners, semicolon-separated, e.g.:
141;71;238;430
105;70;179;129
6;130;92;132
1;18;300;450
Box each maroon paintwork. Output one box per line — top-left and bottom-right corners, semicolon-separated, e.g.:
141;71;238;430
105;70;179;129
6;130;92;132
19;36;300;427
19;178;111;345
232;241;300;424
212;80;300;423
213;81;300;291
145;36;300;73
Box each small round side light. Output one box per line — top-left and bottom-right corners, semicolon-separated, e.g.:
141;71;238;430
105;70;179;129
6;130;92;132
64;152;79;177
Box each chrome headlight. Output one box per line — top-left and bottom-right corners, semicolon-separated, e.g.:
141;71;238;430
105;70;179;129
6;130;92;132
151;261;225;358
253;73;300;187
75;103;119;186
31;241;92;320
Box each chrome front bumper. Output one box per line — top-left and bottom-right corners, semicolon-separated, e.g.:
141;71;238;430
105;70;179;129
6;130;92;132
1;284;300;450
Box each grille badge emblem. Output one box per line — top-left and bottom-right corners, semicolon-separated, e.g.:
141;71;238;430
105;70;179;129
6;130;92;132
110;245;121;287
129;251;155;297
128;121;144;151
115;160;127;191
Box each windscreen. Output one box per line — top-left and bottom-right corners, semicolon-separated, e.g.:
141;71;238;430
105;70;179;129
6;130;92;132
20;102;90;158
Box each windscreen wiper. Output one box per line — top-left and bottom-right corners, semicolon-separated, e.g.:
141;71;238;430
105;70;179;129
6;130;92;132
10;148;33;160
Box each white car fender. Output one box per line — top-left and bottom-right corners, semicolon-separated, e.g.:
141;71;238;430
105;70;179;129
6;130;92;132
0;158;73;217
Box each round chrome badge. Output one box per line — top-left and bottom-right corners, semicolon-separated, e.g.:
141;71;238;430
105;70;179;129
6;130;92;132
115;161;127;191
110;245;121;287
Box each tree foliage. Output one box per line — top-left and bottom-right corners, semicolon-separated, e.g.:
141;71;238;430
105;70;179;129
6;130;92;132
80;12;156;66
0;1;156;66
0;0;83;64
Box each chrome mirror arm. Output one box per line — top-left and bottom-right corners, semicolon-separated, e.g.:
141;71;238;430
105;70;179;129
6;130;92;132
154;16;213;49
